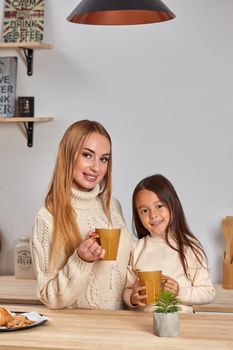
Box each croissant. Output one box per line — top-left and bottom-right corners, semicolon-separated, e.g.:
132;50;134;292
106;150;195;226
6;314;34;328
0;306;34;328
0;307;14;326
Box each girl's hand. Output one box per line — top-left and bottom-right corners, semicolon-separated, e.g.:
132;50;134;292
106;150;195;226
77;231;105;262
162;274;179;296
130;278;147;306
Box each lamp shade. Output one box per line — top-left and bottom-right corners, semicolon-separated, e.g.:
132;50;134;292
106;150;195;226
67;0;176;25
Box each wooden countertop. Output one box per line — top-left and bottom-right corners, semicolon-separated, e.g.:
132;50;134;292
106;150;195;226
193;283;233;313
0;275;42;305
0;304;233;350
0;276;233;313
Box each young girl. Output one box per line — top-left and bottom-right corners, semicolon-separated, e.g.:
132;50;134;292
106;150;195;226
31;120;132;310
123;174;215;312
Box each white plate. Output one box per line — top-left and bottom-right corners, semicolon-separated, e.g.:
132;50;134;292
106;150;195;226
0;311;48;332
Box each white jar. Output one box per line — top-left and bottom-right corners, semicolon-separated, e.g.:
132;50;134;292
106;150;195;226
15;236;35;279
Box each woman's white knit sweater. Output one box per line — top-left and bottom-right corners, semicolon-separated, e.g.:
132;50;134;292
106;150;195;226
31;185;132;310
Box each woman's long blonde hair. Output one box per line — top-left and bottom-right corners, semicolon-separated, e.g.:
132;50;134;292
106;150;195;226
45;120;112;271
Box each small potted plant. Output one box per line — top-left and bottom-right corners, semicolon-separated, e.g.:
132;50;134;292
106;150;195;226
153;290;181;337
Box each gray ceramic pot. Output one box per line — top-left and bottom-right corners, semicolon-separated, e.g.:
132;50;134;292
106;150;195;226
153;312;179;337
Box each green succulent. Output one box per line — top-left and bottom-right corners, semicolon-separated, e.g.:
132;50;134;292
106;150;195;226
153;290;181;314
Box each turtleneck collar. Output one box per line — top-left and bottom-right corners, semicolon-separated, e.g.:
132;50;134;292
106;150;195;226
149;233;166;242
71;184;101;210
149;230;173;242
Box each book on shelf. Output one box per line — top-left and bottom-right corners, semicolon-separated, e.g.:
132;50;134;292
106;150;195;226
2;0;45;43
0;56;17;117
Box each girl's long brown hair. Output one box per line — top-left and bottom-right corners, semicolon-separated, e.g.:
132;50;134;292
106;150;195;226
132;174;207;279
45;120;112;271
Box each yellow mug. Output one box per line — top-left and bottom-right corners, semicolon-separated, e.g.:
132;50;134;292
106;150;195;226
95;228;121;261
137;270;162;304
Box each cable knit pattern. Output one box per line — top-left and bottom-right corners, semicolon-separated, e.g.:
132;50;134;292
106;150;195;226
31;185;133;310
123;234;215;313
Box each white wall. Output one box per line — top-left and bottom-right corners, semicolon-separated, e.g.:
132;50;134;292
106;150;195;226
0;0;232;282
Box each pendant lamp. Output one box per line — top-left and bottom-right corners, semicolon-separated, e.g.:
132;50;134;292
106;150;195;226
67;0;176;26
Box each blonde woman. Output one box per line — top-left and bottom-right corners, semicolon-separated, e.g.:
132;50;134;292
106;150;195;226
31;120;132;310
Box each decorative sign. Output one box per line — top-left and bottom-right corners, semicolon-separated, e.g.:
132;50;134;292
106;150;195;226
18;96;34;117
0;57;18;117
3;0;45;43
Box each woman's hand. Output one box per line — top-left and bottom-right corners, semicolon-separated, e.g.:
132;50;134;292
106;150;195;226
162;274;179;296
77;231;105;262
130;278;147;306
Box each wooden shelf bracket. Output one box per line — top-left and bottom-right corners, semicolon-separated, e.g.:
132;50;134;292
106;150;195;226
23;120;34;147
22;47;33;76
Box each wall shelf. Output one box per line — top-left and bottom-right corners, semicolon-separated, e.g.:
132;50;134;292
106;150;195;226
0;42;52;75
0;117;53;122
0;42;53;146
0;117;53;147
